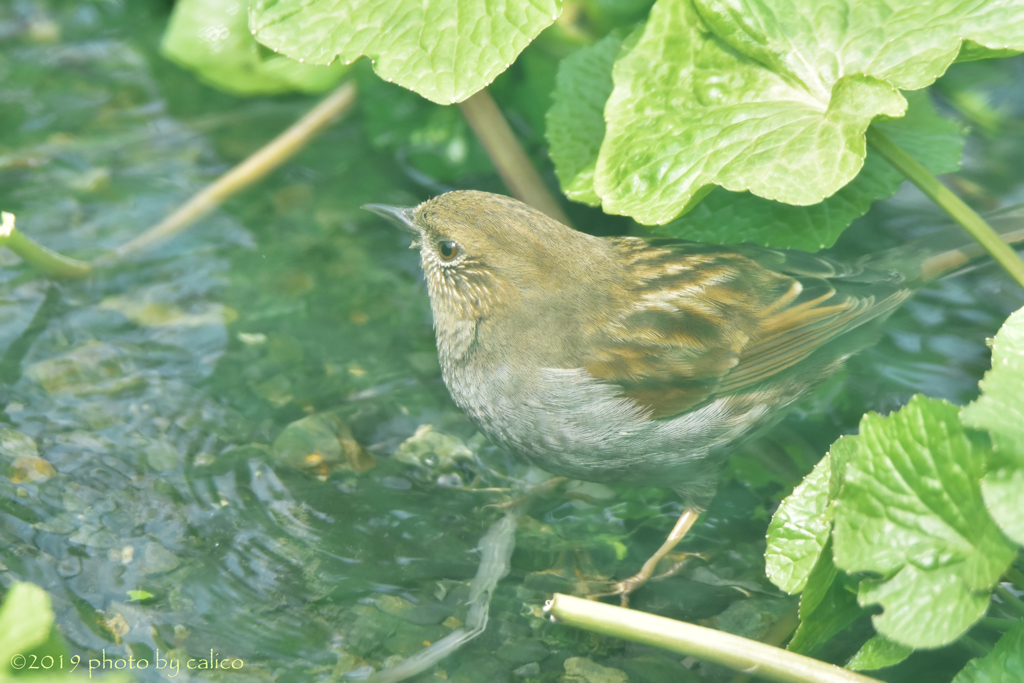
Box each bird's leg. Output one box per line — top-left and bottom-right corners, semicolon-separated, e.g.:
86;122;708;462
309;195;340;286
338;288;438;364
594;504;703;607
486;476;569;509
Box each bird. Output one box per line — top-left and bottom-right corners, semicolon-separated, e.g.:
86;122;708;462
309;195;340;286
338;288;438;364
365;190;1023;604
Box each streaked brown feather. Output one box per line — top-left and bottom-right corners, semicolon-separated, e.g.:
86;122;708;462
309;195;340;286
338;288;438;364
584;238;911;419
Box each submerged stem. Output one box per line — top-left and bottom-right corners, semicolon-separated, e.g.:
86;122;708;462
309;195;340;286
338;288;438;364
365;509;519;683
1;83;358;280
546;594;881;683
866;127;1024;289
102;80;358;263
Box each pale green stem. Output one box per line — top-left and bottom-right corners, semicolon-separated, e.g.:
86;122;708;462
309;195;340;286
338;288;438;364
459;88;573;227
728;600;801;683
994;584;1024;619
958;635;989;659
0;212;91;279
866;127;1024;289
546;594;882;683
979;617;1019;632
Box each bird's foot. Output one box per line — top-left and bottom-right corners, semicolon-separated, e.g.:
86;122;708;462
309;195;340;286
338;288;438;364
485;476;569;510
650;551;703;582
588;551;701;607
587;505;705;607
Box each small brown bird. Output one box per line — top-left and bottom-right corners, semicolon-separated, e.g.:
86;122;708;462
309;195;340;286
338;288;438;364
366;190;1022;603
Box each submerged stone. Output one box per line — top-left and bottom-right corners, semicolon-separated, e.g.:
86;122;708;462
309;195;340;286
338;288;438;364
561;658;629;683
24;341;142;395
272;412;376;476
394;424;474;470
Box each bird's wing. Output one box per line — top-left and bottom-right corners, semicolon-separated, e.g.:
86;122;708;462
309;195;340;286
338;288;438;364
583;238;911;419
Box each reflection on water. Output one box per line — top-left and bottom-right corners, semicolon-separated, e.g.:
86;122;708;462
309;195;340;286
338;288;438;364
0;2;1022;683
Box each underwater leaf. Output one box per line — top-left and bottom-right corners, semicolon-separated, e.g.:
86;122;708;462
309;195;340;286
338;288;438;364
595;0;1024;225
833;396;1017;648
249;0;562;104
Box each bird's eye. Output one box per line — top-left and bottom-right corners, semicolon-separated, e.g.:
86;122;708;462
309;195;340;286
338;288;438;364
438;240;460;261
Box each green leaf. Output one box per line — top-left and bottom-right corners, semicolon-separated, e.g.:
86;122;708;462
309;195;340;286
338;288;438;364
978;467;1024;546
952;618;1024;683
249;0;562;104
765;436;858;594
0;583;55;675
545;37;963;250
833;396;1018;648
594;0;1024;225
956;40;1024;63
961;306;1024;545
654;90;964;249
161;0;346;96
846;634;914;672
765;444;834;594
547;33;623;206
787;539;865;655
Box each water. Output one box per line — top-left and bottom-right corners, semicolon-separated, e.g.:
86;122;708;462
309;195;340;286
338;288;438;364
0;2;1021;682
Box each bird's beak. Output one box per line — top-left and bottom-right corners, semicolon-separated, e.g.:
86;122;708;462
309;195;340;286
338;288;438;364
363;204;420;236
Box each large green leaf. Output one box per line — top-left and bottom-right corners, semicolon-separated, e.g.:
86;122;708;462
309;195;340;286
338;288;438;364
594;0;1024;225
765;437;864;656
765;440;838;594
654;92;964;248
249;0;562;104
961;306;1024;545
546;33;623;206
833;396;1018;648
547;42;962;249
161;0;346;96
787;540;864;656
951;618;1024;683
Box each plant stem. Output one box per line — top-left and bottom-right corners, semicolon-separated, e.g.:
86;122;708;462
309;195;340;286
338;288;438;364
0;212;91;279
459;89;573;227
1005;566;1024;589
978;617;1019;632
866;127;1024;289
546;594;881;683
994;584;1024;619
727;600;800;683
102;80;358;263
958;635;989;659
